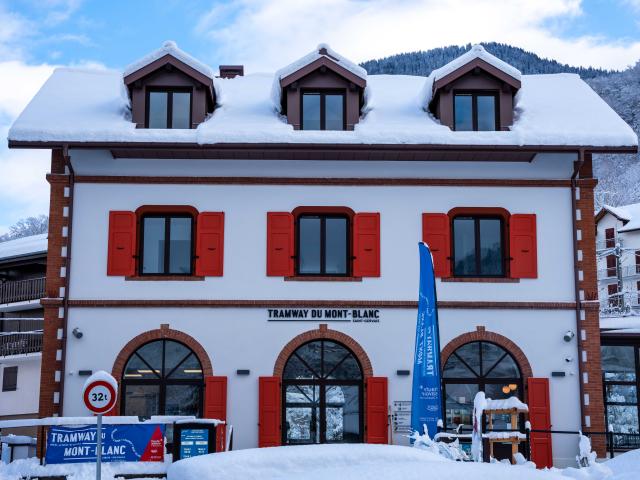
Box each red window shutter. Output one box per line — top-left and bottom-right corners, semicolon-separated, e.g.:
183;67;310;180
195;212;224;276
259;376;281;447
422;213;451;278
266;212;294;277
353;213;380;277
510;214;538;278
528;377;553;468
107;211;136;276
365;377;388;444
205;376;227;452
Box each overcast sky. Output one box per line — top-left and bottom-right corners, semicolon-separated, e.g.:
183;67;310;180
1;0;640;233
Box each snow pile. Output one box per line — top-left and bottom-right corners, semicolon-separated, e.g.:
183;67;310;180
411;424;468;461
431;44;522;84
271;43;367;112
606;448;640;480
168;444;569;480
0;233;47;262
0;456;170;480
485;397;529;411
471;391;486;462
576;434;597;468
123;40;215;80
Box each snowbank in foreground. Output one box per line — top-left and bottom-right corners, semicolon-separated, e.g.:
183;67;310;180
606;449;640;480
168;444;563;480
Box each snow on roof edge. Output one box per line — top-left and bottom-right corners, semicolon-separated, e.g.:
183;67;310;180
0;233;48;262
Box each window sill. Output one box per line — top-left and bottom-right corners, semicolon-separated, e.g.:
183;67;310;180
284;276;363;282
125;275;205;281
441;277;519;283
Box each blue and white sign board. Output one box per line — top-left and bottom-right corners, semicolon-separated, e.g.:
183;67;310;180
179;429;209;459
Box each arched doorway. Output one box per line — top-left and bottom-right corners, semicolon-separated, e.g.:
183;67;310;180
282;340;364;445
121;339;204;418
442;341;522;429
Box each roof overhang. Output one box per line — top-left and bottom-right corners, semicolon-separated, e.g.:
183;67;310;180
280;56;367;89
433;57;522;93
7;140;637;161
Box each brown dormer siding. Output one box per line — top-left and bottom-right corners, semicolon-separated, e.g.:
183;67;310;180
433;69;516;131
284;69;362;130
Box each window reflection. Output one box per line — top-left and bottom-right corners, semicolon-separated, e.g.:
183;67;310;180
301;92;345;131
453;216;503;277
453;93;497;131
297;215;348;275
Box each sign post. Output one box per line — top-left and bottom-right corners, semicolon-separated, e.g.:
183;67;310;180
82;371;118;480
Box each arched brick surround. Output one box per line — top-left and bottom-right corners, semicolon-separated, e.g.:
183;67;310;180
111;324;213;412
440;326;533;397
273;324;373;377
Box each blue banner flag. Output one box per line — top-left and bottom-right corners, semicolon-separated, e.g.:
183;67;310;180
411;242;443;438
45;424;165;464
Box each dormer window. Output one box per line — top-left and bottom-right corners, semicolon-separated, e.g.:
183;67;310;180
273;45;366;131
302;91;345;131
147;89;192;129
454;92;498;131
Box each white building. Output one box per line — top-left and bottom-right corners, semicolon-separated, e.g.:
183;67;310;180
0;234;47;434
7;42;638;466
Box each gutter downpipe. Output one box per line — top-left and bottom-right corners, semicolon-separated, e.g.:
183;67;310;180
58;144;75;415
571;148;586;429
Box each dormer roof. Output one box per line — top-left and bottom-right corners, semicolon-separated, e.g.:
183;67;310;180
123;40;215;84
430;44;522;92
271;44;367;111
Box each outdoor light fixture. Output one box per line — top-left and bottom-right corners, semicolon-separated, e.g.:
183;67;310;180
508;384;518;391
502;386;511;394
563;330;575;342
72;327;83;339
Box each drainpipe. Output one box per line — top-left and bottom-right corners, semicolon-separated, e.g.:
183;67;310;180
571;149;586;429
58;144;75;415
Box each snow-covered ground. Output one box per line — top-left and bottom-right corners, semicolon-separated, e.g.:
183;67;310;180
1;444;638;480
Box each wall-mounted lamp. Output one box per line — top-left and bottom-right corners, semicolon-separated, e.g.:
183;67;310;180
563;330;575;342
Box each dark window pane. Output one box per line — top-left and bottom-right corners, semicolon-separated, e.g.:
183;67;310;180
324;341;362;380
124;353;160;379
453;217;476;275
602;345;636;381
325;94;344;130
444;383;478;429
477;95;496;131
124;384;160;418
163;340;192;376
299;217;321;274
326;385;360;442
454;342;481;376
169;353;203;379
148;91;168;128
171;92;191;129
302;94;321;130
135;341;163;371
325;218;347;274
284;354;317;379
142;217;165;274
444;342;480;378
294;342;323;378
479;219;503;275
165;384;201;416
2;366;17;392
169;217;192;274
454;94;473;131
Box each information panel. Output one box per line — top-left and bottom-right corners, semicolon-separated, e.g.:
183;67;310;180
179;429;209;459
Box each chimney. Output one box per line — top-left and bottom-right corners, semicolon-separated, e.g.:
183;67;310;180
219;65;244;79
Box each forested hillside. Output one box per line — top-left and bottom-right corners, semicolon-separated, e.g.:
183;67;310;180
361;43;640;209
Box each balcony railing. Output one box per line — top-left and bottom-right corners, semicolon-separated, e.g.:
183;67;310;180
0;319;43;357
597;238;623;251
0;277;46;304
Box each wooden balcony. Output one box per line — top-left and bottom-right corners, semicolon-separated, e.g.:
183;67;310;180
0;277;46;304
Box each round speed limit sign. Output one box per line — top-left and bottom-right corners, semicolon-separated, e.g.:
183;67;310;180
83;372;118;415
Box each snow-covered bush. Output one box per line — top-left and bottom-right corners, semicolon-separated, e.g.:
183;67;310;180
410;425;468;461
576;433;597;468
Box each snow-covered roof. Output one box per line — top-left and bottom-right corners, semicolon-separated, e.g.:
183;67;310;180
598;202;640;232
431;44;522;85
8;54;637;148
0;234;47;262
123;40;215;80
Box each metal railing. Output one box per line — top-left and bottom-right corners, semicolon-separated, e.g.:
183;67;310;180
0;277;46;304
596;238;623;251
0;318;44;357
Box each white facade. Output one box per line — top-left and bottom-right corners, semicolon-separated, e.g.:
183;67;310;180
58;151;584;466
0;355;41;418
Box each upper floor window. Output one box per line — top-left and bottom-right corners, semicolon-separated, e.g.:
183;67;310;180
141;214;193;275
297;214;349;275
2;366;17;392
146;89;192;129
605;227;616;248
302;91;345;131
454;92;498;131
452;216;504;277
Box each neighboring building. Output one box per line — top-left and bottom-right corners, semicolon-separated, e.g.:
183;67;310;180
8;41;638;466
596;203;640;451
0;234;47;432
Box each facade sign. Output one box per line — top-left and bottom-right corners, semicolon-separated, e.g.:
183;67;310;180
267;308;380;322
45;424;165;464
392;401;412;433
179;429;209;459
